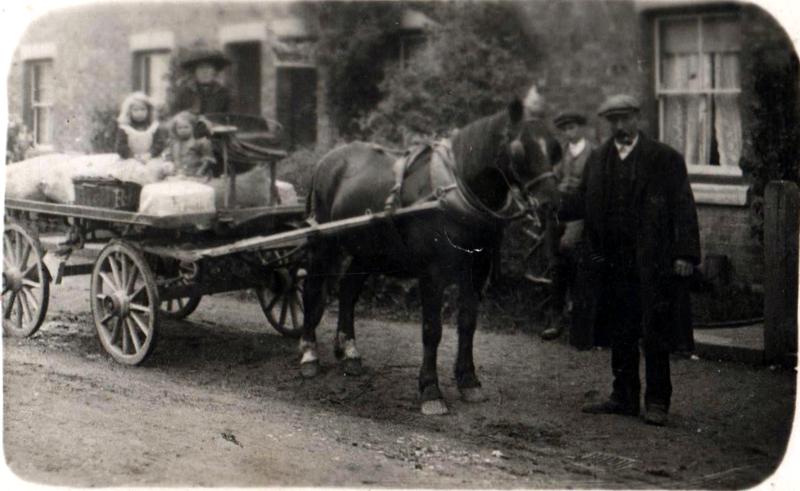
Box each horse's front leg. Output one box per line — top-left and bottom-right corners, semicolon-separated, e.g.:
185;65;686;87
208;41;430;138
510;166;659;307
455;252;491;402
334;258;369;376
418;275;448;415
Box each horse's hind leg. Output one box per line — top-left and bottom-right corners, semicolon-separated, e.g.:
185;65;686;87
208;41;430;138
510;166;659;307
334;258;369;376
455;253;491;403
299;244;337;378
418;275;448;415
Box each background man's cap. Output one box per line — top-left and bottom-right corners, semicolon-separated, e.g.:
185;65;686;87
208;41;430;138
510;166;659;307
180;47;231;71
597;94;640;118
553;111;587;129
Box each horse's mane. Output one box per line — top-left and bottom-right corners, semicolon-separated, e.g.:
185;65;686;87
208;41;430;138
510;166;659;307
449;111;507;181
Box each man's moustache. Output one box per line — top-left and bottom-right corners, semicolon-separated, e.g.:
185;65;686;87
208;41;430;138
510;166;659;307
614;132;634;144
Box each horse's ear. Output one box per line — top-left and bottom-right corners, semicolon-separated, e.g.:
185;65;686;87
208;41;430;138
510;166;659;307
508;98;524;124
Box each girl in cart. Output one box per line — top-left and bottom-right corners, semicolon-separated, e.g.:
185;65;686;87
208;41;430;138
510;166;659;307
114;91;168;163
162;110;216;179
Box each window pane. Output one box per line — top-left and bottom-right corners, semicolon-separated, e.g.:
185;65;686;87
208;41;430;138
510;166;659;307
32;61;54;104
702;16;740;53
34;107;51;145
711;52;740;90
662;94;711;165
660;18;698;54
713;93;742;167
148;52;170;106
660;53;711;90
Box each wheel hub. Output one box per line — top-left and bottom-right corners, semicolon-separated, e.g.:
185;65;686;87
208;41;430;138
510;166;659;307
102;291;130;317
4;268;23;292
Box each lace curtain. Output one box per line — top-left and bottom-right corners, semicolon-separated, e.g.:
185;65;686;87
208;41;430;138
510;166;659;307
659;16;742;170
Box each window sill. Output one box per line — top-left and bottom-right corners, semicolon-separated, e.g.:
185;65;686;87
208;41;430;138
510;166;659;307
690;182;749;206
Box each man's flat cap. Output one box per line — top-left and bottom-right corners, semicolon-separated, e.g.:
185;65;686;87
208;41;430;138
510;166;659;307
553;111;587;129
597;94;640;118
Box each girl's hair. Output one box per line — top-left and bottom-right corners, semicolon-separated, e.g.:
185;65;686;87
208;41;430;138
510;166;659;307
168;111;198;137
117;91;155;125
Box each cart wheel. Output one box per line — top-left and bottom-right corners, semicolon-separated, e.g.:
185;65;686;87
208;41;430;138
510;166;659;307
3;223;50;337
255;267;305;338
160;295;202;319
91;242;159;365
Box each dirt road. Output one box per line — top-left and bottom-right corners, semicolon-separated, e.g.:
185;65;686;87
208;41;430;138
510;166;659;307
3;272;796;488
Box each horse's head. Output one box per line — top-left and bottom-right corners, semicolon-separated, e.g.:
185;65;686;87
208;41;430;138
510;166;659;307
499;99;560;221
449;98;559;223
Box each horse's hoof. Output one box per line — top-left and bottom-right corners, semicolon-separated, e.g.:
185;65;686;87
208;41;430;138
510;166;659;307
460;387;488;403
421;399;449;416
343;357;363;376
300;361;320;378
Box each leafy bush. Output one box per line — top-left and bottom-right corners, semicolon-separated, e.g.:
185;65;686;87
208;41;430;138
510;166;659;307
90;107;119;153
6;116;33;163
362;2;540;144
276;146;330;197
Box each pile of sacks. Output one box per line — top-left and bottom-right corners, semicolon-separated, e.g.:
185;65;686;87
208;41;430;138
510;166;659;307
5;153;298;215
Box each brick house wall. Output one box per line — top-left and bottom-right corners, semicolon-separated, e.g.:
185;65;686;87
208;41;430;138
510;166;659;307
510;0;796;286
7;1;329;153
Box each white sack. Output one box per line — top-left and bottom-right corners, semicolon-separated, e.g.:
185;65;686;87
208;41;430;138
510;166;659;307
138;180;216;216
5;153;73;200
206;166;298;208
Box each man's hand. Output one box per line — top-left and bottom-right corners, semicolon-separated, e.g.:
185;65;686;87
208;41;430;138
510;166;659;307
673;259;693;277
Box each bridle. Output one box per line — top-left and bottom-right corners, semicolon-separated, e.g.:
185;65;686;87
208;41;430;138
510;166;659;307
492;129;557;223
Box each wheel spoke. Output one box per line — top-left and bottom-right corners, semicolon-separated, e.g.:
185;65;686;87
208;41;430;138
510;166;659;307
99;271;119;292
18;288;34;322
279;295;289;327
18;241;31;272
129;302;150;313
177;297;185;309
119;254;128;294
121;318;130;354
22;278;41;289
166;299;174;311
4;235;16;266
110;318;123;346
14;232;23;268
289;295;299;328
15;294;24;328
130;312;150;337
99;311;115;325
130;284;146;302
125;268;139;295
4;291;18;319
108;255;123;292
265;291;281;312
126;318;142;352
22;263;39;280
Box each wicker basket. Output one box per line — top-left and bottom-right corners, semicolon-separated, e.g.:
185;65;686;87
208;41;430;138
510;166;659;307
72;177;142;211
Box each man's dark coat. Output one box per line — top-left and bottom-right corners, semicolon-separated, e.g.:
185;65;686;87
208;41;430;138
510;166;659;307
562;132;701;352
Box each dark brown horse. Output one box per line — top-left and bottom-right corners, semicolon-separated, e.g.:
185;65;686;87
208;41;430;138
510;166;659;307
299;99;558;415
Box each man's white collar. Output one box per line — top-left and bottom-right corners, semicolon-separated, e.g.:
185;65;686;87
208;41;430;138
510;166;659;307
615;134;639;160
568;138;586;158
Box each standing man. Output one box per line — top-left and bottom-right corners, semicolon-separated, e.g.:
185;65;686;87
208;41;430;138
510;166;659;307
560;94;700;426
540;110;593;342
172;46;232;116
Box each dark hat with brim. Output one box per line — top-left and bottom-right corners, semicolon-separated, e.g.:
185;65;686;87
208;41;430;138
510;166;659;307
553;111;587;129
180;48;231;71
597;94;640;118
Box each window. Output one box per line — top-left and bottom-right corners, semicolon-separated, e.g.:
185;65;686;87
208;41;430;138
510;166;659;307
656;14;742;175
276;65;317;148
133;50;171;107
225;42;262;115
23;59;54;146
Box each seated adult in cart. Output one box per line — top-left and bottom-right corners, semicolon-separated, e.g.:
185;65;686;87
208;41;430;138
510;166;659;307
171;46;232;117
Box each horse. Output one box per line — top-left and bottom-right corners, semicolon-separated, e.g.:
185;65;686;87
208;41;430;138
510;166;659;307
298;98;559;415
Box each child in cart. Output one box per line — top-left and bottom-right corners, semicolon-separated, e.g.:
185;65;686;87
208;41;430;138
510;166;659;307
114;91;168;162
162;110;216;179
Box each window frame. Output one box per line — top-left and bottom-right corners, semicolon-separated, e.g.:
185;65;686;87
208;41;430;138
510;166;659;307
25;58;55;147
654;11;743;176
132;49;171;107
